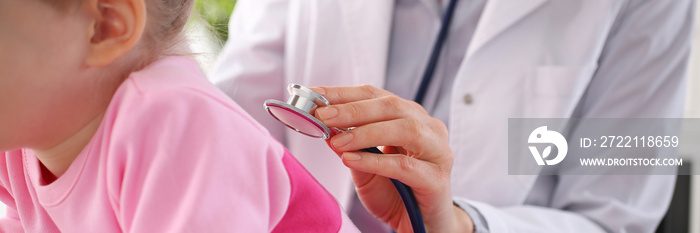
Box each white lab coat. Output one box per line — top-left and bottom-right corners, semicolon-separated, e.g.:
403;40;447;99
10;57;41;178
210;0;694;232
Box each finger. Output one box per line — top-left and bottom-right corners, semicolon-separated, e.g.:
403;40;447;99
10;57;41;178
330;118;447;161
349;164;391;190
315;95;424;128
325;139;383;193
347;168;405;226
310;85;392;105
324;139;343;158
340;151;444;191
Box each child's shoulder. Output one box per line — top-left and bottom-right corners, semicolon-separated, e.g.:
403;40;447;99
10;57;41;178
125;56;226;103
106;56;272;141
98;56;285;162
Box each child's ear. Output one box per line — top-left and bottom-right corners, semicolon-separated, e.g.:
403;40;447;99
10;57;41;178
85;0;146;67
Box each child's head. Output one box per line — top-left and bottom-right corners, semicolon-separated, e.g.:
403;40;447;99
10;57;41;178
0;0;194;151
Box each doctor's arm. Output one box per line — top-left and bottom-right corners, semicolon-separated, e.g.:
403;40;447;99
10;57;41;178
311;85;473;233
457;0;694;232
312;0;694;232
209;0;288;143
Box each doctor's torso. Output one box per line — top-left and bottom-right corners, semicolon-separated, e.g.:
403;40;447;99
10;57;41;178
213;0;687;216
276;0;619;205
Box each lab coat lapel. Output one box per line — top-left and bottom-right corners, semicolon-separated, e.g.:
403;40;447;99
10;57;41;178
337;0;393;88
451;0;549;204
466;0;549;60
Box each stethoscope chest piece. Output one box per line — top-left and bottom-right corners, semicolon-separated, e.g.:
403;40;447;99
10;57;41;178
263;83;427;233
263;84;332;139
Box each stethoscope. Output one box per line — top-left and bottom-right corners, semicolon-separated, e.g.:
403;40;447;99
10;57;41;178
263;0;458;232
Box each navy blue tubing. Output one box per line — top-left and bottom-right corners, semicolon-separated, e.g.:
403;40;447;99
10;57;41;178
413;0;459;105
360;147;426;233
364;0;459;232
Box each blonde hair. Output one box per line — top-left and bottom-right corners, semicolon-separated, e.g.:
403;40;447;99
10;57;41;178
142;0;194;62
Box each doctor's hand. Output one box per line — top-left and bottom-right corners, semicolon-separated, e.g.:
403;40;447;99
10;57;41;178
311;85;474;233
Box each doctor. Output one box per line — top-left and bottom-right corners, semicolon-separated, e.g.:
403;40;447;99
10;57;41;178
210;0;694;232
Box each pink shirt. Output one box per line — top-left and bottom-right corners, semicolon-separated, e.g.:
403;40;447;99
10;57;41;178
0;57;359;232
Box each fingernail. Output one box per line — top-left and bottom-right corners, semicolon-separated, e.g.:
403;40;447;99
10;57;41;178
343;152;362;161
316;107;338;120
310;87;326;95
331;132;353;148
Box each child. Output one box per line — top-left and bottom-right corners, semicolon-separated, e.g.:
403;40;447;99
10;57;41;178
0;0;358;232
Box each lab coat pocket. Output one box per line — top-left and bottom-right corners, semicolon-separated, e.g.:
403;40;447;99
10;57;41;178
533;65;597;117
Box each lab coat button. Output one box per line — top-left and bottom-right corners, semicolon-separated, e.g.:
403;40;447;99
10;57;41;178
463;94;473;105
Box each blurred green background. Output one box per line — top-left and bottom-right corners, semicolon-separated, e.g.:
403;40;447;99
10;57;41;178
193;0;236;46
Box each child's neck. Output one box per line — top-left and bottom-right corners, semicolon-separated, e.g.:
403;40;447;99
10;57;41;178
34;113;105;184
29;62;130;184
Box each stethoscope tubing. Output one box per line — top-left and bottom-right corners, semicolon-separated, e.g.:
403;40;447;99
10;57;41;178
267;0;459;231
380;0;459;231
359;147;426;233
